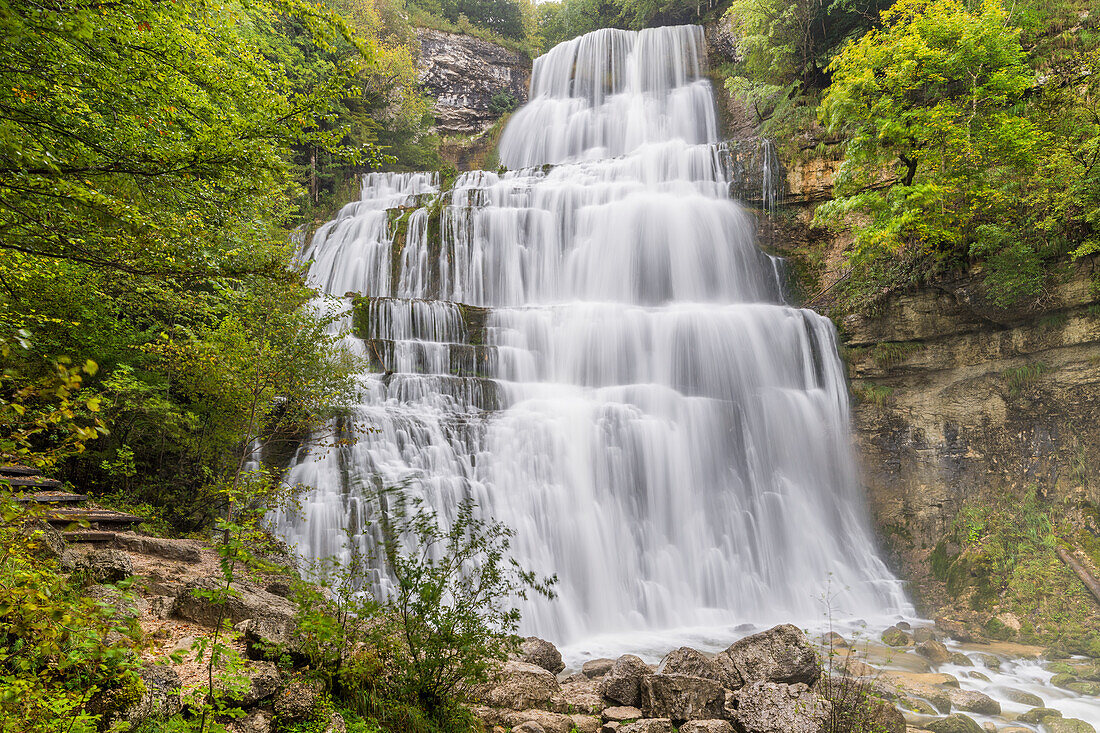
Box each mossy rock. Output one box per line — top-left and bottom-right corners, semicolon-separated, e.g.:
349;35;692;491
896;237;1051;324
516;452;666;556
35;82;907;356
968;671;990;682
900;696;937;715
984;616;1016;641
1064;680;1100;696
1017;707;1062;724
1043;719;1096;733
924;713;984;733
1001;687;1044;707
948;652;972;666
881;626;911;647
1051;672;1079;689
1047;661;1078;675
972;652;1001;670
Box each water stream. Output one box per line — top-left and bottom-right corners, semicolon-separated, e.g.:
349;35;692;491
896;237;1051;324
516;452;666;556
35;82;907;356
272;24;912;651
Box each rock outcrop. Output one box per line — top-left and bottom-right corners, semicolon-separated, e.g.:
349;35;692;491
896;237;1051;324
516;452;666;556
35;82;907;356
416;29;529;137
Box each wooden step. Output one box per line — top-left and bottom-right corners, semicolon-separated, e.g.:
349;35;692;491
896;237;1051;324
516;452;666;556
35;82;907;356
62;530;118;543
46;508;145;529
4;476;63;489
13;491;88;504
0;465;39;477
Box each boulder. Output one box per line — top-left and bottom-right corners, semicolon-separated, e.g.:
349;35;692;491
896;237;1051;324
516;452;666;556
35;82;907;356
916;640;951;664
113;533;201;563
734;682;831;733
640;674;725;723
679;722;734;733
712;650;745;690
553;679;603;714
821;631;849;648
1017;707;1062;724
656;647;722;681
1000;687;1043;706
173;576;296;629
602;706;643;722
924;715;983;733
232;661;280;707
722;624;819;687
512;723;546;733
1044;720;1096;733
520;637;566;674
501;709;574;733
948;653;972;666
913;628;936;643
971;653;1000;670
78;548;133;583
583;658;616;679
1065;680;1100;695
273;678;324;724
27;521;66;560
618;720;673;733
570;714;602;733
483;660;560;710
107;664;182;727
598;655;651;707
881;626;911;647
944;688;999;716
228;708;273;733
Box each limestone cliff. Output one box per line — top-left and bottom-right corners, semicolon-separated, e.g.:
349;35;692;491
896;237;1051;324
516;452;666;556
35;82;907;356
416;28;529;138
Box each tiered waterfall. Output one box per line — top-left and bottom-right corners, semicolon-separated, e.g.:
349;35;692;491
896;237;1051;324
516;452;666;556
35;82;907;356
272;25;911;652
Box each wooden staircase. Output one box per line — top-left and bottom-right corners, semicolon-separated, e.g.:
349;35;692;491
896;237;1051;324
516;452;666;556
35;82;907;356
2;465;145;542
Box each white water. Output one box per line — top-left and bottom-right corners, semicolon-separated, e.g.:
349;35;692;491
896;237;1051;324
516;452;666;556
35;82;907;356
272;25;912;650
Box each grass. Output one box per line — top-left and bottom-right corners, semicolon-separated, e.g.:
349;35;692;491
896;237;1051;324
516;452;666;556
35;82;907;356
1002;362;1048;395
851;382;893;407
408;8;531;57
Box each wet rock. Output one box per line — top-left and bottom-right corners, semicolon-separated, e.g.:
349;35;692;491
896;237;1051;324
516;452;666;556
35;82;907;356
1051;672;1077;688
656;647;722;681
734;681;831;733
822;631;849;648
679;722;734;733
502;709;574;733
77;548;133;583
899;696;937;715
971;652;1000;670
881;626;912;647
1000;687;1044;706
1044;720;1096;733
873;672;952;713
1065;680;1100;695
916;640;951;664
968;671;990;682
924;714;984;733
722;624;819;686
598;655;651;707
618;720;673;733
640;674;726;723
520;637;566;674
1016;707;1062;724
484;660;560;710
583;658;616;679
944;688;1000;715
948;653;972;666
554;679;603;714
896;621;912;630
602;706;643;722
913;628;936;643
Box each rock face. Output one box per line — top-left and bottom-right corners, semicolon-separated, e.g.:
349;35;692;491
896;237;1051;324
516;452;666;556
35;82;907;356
734;681;831;733
416;29;529;137
78;548;133;582
721;625;819;687
843;261;1100;593
640;674;726;723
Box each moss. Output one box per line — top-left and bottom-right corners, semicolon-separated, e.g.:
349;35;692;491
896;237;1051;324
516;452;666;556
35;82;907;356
1002;362;1048;395
870;341;924;368
930;540;954;581
388;207;414;295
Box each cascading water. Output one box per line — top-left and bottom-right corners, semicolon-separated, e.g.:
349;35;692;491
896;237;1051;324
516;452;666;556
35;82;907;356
272;25;912;654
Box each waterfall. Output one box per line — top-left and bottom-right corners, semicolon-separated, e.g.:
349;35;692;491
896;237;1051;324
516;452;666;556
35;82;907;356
272;25;911;653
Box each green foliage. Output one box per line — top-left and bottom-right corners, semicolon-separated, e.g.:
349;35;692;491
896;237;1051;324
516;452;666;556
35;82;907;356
851;382;893;406
1002;362;1048;395
489;92;520;116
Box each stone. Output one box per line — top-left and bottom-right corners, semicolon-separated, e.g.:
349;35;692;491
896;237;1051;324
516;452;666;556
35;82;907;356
501;709;574;733
274;678;324;724
554;679;603;714
944;688;1000;715
28;521;66;560
712;650;745;690
913;628;936;643
78;548;133;582
109;664;183;727
1065;680;1100;695
923;715;984;733
679;722;734;733
519;636;565;674
583;658;616;678
570;714;602;733
881;626;912;647
982;724;996;733
916;640;951;664
483;660;560;710
173;576;296;629
971;653;1000;670
872;673;952;713
602;724;621;733
1051;672;1077;688
897;621;912;630
234;661;280;706
640;674;725;723
722;624;819;687
618;720;673;733
512;723;546;733
822;631;849;648
899;696;937;715
113;532;201;563
734;681;831;733
598;655;651;707
1044;720;1096;733
948;653;972;666
1000;687;1044;706
657;647;722;682
1016;707;1062;724
602;706;643;722
228;708;273;733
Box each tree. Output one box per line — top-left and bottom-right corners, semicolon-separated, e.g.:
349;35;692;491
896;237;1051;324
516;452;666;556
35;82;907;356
816;0;1043;302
